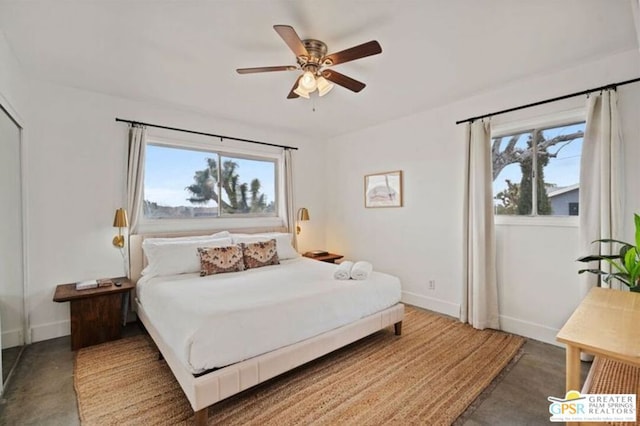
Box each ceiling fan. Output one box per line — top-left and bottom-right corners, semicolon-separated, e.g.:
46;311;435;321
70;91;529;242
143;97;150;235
236;25;382;99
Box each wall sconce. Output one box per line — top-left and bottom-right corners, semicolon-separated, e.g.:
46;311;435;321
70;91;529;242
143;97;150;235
296;207;310;235
112;208;128;248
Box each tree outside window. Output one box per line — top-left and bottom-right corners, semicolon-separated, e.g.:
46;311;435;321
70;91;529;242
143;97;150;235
492;122;585;216
143;144;277;219
185;156;274;214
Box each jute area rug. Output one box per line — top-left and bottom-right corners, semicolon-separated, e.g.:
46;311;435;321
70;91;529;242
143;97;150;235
75;307;524;425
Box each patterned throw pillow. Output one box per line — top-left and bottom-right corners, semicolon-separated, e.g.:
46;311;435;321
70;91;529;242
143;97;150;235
241;239;280;269
197;245;245;276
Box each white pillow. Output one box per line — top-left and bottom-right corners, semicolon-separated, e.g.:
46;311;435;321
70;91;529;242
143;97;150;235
142;237;233;277
231;232;299;260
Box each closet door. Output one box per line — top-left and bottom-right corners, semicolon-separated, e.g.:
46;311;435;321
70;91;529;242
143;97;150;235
0;105;25;393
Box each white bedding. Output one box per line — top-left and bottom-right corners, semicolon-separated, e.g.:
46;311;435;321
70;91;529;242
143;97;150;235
137;257;401;374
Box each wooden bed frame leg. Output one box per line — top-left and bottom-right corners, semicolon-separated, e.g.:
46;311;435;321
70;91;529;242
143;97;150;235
194;408;208;426
394;321;402;336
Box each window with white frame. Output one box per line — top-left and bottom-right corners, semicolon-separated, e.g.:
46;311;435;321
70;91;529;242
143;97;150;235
143;143;278;220
492;120;585;217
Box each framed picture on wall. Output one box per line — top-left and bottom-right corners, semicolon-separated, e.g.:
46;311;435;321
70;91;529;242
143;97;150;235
364;170;403;208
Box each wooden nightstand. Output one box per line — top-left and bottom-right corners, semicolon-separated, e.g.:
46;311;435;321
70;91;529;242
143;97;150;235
53;277;134;350
303;252;344;264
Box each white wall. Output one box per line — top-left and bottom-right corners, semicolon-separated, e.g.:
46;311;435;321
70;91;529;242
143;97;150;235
324;107;466;317
325;48;640;344
0;29;28;120
495;220;581;343
24;80;327;342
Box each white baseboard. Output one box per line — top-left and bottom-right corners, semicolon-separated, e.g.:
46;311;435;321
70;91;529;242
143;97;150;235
30;320;69;343
400;293;562;346
401;291;460;318
1;328;24;349
499;314;562;347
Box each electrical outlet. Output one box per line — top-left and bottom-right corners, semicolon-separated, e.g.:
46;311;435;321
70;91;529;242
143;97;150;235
428;279;436;290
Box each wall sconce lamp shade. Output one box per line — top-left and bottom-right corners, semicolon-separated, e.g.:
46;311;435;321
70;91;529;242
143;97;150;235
112;208;128;248
296;207;310;235
297;207;310;221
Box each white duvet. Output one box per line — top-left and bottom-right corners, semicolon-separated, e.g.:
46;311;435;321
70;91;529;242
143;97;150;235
137;257;401;373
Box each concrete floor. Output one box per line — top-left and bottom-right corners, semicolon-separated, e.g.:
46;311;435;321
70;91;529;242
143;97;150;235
2;346;23;383
460;339;589;426
0;335;78;426
0;329;589;425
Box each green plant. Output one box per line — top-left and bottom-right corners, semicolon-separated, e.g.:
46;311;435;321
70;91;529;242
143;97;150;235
577;214;640;291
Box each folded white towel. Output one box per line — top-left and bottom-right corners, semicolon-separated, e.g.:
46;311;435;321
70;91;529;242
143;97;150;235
350;261;373;280
333;261;353;280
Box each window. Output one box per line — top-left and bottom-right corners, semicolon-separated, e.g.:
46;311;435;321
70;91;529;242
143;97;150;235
492;121;585;216
143;143;278;220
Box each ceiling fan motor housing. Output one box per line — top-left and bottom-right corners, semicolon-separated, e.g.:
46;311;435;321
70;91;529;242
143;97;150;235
300;39;329;72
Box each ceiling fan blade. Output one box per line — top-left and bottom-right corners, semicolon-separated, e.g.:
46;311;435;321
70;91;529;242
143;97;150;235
321;70;366;93
323;40;382;66
287;76;302;99
273;25;309;58
236;65;297;74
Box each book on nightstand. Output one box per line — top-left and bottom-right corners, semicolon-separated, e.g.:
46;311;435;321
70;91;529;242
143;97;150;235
75;280;97;290
75;279;113;290
305;250;329;257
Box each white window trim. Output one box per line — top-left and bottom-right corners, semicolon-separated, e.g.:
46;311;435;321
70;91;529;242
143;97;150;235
491;106;585;226
495;215;579;228
491;107;585;138
138;134;285;234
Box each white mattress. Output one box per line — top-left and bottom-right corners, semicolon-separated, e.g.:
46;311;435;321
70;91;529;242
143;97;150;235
137;257;401;374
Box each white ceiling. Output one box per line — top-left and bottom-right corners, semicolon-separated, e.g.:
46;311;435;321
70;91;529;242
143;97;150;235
0;0;637;139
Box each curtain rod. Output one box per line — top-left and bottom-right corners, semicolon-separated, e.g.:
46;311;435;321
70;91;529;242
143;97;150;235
455;76;640;125
114;118;298;150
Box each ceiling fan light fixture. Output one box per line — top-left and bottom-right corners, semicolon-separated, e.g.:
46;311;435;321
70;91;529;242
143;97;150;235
316;76;334;97
293;86;311;99
299;71;318;91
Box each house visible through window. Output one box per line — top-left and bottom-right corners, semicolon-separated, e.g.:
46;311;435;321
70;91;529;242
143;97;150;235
144;143;277;220
492;121;585;216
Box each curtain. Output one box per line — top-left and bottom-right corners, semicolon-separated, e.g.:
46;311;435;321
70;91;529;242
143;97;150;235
462;120;500;330
578;89;623;295
283;149;297;249
127;125;147;234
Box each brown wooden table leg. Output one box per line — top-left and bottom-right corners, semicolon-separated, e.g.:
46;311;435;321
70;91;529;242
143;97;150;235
566;344;581;392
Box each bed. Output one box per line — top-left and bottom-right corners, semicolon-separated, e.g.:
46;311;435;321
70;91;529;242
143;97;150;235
130;231;404;425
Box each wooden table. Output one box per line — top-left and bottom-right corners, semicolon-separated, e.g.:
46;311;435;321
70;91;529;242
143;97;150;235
53;277;134;350
557;287;640;394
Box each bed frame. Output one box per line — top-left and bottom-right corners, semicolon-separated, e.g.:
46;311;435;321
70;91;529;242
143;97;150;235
129;232;404;425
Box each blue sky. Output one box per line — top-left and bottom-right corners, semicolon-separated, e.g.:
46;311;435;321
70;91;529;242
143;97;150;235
492;122;584;198
144;144;276;207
